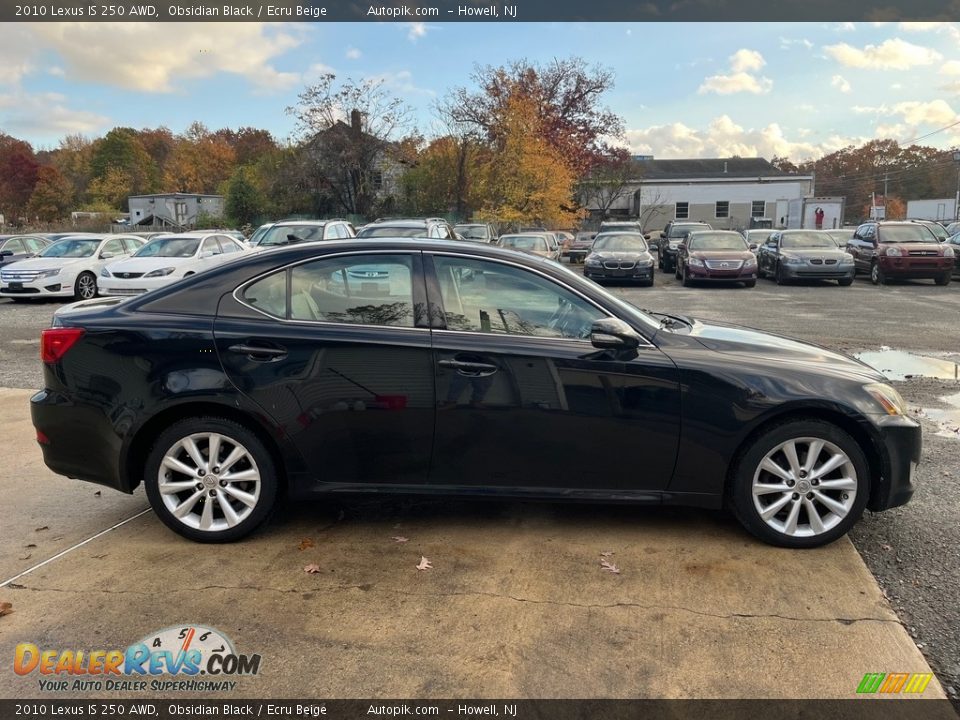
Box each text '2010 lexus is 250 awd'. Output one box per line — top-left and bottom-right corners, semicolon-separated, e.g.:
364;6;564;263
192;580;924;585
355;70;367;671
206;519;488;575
31;239;920;548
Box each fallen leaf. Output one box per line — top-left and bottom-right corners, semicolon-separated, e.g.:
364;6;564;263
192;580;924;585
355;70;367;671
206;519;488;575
298;538;315;551
600;550;615;557
35;526;48;532
0;602;12;617
19;555;31;561
392;536;409;543
416;556;432;571
94;491;101;497
600;558;621;574
303;564;321;574
25;544;36;548
881;544;893;552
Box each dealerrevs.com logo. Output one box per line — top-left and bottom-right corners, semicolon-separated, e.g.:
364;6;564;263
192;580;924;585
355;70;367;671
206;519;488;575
14;625;261;693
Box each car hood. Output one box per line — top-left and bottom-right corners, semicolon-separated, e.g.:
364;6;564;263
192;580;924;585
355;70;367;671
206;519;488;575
688;249;754;261
779;248;850;259
880;242;944;253
685;319;883;382
2;256;89;271
107;256;191;272
589;251;652;261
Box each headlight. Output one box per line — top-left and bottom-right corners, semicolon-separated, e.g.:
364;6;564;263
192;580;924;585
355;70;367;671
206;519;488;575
585;256;601;267
636;257;654;267
943;246;955;258
864;382;908;416
688;257;704;267
781;255;803;265
143;267;176;278
35;269;61;279
743;255;757;268
100;267;111;278
839;253;855;265
885;247;902;257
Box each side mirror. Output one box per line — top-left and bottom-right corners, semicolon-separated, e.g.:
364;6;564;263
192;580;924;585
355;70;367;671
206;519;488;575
590;318;641;350
100;252;114;259
749;243;758;251
0;250;12;257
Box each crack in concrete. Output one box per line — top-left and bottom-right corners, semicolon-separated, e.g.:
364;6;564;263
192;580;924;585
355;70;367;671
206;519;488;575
9;582;900;626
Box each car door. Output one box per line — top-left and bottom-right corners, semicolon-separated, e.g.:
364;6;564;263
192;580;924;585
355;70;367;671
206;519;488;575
760;233;780;274
214;251;435;487
849;225;874;272
425;252;681;493
0;238;27;268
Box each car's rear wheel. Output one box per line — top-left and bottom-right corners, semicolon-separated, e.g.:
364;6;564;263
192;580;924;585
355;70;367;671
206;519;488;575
730;420;870;548
144;417;278;542
74;271;97;300
681;264;692;287
934;272;951;286
870;261;885;285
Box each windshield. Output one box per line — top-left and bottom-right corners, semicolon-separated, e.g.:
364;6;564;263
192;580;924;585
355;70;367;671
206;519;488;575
592;234;647;251
249;225;272;244
454;225;489;239
919;222;948;241
134;237;200;258
500;235;546;251
39;238;100;258
688;232;748;250
781;232;837;249
879;225;937;243
258;224;326;246
357;226;427;238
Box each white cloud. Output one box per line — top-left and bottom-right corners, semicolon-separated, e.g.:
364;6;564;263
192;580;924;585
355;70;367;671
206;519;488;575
345;47;362;60
404;22;435;42
730;48;766;73
898;22;960;40
0;90;110;138
832;22;857;32
831;75;852;93
824;38;942;70
941;60;960;75
622;115;859;162
0;26;36;86
698;49;771;95
892;99;957;126
366;70;435;97
27;23;305;93
699;72;772;95
779;37;813;50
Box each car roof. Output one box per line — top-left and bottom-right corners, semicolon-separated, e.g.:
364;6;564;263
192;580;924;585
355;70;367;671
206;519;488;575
365;219;432;228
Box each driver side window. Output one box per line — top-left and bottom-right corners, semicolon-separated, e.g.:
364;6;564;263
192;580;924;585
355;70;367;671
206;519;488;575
433;256;600;340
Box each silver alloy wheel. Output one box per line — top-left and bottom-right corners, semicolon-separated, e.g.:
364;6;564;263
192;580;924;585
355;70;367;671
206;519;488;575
751;436;858;538
158;432;261;532
77;273;97;299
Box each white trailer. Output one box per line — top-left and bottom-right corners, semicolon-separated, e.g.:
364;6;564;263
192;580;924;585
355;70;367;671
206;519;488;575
906;198;956;222
781;197;846;229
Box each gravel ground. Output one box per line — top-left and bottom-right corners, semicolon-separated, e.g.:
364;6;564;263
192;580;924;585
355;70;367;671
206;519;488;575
2;267;959;700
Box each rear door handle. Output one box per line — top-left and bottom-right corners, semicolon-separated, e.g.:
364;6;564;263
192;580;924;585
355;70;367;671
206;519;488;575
438;359;498;376
228;343;287;361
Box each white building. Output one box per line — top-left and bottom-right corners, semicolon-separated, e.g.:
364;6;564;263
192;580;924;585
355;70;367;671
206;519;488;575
584;157;815;232
128;193;225;229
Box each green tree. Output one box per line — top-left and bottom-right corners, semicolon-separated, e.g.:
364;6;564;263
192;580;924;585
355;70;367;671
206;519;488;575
27;166;73;222
225;166;263;226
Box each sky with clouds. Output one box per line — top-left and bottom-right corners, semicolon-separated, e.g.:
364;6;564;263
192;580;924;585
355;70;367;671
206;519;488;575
2;20;960;161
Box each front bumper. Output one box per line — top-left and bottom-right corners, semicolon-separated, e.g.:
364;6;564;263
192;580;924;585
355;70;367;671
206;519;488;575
99;276;175;296
781;264;855;280
686;265;757;282
879;257;952;278
0;280;73;297
868;415;922;511
584;264;654;281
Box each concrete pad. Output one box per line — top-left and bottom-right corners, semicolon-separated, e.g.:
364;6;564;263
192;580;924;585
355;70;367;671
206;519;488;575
0;387;945;700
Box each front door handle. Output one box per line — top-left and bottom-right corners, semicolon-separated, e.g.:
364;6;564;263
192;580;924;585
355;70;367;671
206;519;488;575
228;343;287;361
438;359;498;376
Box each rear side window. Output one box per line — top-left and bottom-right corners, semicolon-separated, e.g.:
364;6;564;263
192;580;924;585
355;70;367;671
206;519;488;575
242;254;417;327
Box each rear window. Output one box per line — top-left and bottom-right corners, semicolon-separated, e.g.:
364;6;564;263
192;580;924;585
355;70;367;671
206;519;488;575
357;226;428;238
669;224;710;238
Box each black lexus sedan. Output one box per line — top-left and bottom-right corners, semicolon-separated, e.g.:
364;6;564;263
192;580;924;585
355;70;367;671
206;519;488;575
583;232;655;285
32;239;920;548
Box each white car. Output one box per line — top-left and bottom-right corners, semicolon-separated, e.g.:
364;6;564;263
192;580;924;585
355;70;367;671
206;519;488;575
99;232;247;297
0;235;145;300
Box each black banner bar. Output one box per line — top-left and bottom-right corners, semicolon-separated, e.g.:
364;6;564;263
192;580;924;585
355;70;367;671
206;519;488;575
0;700;957;720
3;0;960;22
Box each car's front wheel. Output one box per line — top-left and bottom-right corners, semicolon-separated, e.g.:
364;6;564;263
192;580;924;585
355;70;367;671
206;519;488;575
870;261;885;285
74;271;98;300
730;419;870;548
935;272;951;286
144;417;279;542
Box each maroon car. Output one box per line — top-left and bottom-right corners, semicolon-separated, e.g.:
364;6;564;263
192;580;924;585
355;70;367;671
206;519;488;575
676;230;757;287
847;221;954;285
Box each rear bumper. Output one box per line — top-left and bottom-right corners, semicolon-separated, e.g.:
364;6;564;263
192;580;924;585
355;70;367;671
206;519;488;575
868;416;922;511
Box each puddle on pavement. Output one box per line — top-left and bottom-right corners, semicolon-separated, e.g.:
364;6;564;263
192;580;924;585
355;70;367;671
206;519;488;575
855;349;960;381
913;392;960;439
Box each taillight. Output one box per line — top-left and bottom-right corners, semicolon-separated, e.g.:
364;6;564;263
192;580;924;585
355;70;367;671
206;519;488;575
40;327;85;364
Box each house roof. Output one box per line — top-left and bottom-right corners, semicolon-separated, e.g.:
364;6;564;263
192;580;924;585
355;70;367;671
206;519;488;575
630;157;796;180
128;193;224;200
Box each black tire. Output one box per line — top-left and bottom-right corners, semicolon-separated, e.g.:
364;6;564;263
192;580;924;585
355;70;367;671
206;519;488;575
729;419;870;549
744;280;756;288
934;272;951;286
74;271;98;300
870;261;885;285
644;276;655;287
675;262;682;280
838;277;853;287
775;263;787;286
681;263;692;287
144;416;279;543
